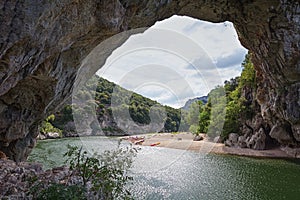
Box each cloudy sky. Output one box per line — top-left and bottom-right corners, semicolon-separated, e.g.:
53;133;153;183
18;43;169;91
97;15;248;108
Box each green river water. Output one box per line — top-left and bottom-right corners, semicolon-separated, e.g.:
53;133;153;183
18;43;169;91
28;137;300;200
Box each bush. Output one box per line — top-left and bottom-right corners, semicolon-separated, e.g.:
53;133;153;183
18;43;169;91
39;114;62;136
29;143;137;200
64;144;137;199
189;125;199;135
35;184;86;200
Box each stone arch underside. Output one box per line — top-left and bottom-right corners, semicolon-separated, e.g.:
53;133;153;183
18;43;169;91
0;0;299;161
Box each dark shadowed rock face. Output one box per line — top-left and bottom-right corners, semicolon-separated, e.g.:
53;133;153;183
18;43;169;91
0;0;299;161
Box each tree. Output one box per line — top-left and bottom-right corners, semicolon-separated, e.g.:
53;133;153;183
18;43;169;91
221;53;256;139
186;101;202;134
183;53;257;140
30;144;137;199
40;114;62;136
205;86;226;138
199;109;210;133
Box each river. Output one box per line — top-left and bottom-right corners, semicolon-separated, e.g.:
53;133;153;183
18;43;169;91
28;136;300;200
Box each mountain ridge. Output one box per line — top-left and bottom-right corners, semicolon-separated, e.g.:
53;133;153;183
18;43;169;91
181;96;208;110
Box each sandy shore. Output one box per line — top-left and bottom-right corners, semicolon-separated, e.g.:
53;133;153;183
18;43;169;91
125;132;293;159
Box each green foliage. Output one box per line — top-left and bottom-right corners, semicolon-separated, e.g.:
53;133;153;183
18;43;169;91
40;114;62;136
187;53;257;140
222;101;240;134
52;76;181;134
198;108;210;133
29;144;137;199
95;78;181;132
206;86;226;138
224;77;239;95
164;105;181;132
239;53;256;88
184;101;202;135
34;184;86;200
64;144;137;199
177;110;190;132
222;53;256;139
189;125;199;135
187;101;202;126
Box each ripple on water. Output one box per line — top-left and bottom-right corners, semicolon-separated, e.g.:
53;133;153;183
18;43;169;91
29;138;300;200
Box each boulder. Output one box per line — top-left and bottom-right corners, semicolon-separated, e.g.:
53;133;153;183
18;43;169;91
246;128;266;150
47;132;61;139
37;134;46;140
269;123;294;145
229;133;239;143
213;136;222;143
193;135;204;141
238;135;247;148
225;133;239;147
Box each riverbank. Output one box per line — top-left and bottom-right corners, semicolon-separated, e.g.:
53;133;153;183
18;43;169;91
126;132;294;159
5;135;300;199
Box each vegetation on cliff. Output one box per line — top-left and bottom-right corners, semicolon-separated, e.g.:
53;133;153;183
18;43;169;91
184;53;256;140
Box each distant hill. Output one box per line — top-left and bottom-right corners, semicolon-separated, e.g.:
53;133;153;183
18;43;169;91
49;77;181;137
181;96;208;110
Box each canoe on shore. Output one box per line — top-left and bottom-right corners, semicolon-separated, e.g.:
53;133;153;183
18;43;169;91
150;142;160;146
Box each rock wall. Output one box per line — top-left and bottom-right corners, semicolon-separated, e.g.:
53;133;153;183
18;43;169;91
225;84;273;150
0;0;300;161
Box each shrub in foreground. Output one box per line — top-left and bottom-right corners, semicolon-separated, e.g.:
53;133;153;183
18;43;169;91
29;143;137;200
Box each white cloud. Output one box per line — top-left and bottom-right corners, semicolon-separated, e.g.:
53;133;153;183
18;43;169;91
216;48;248;69
97;15;248;108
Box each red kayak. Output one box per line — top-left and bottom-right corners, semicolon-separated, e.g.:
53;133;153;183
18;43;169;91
150;142;160;146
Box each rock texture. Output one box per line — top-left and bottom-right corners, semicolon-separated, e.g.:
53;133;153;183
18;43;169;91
225;129;267;150
0;0;300;161
231;84;272;150
37;132;61;140
0;159;85;199
225;133;239;147
0;159;43;199
181;96;208;110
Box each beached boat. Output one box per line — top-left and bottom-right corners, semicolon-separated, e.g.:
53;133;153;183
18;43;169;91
124;136;145;145
150;142;160;146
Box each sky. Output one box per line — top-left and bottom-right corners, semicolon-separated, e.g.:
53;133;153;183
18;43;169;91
97;15;248;108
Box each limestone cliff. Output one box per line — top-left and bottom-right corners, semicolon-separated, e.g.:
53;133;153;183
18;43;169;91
0;0;299;161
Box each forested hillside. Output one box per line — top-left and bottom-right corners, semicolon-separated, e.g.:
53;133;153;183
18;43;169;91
41;77;182;137
184;53;257;141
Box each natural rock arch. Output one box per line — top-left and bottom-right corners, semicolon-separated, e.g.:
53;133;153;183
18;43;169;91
0;0;299;161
